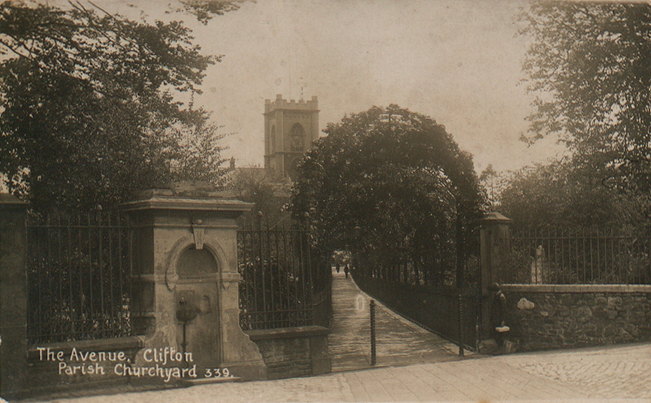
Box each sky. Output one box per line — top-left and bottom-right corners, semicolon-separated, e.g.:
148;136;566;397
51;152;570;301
60;0;569;174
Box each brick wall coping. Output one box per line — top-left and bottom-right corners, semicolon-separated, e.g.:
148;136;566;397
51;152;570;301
27;336;145;360
501;284;651;293
245;326;329;341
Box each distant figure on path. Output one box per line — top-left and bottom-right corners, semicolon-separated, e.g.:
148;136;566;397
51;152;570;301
336;262;340;273
344;264;349;279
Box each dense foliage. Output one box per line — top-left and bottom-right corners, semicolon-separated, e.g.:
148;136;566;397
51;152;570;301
498;158;651;285
0;1;233;211
291;105;485;287
520;2;651;194
229;167;290;228
499;159;645;228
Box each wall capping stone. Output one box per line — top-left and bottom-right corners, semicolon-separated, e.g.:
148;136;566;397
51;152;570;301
121;196;253;212
501;284;651;293
245;326;329;341
0;193;26;206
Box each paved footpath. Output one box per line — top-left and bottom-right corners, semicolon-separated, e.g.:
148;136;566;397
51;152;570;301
23;272;651;402
329;270;463;371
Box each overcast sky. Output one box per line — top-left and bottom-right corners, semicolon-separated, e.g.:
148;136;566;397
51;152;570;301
85;0;569;174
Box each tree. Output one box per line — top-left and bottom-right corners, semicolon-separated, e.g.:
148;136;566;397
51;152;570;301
168;118;232;186
0;1;235;211
479;164;509;209
499;158;644;228
519;2;651;194
291;105;485;287
175;0;241;24
228;167;290;228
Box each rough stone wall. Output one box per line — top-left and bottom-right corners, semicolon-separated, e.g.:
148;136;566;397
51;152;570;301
502;285;651;352
253;337;312;380
245;326;330;380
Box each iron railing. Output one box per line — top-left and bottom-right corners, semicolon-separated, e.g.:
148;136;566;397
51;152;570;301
351;229;482;350
26;210;136;344
504;226;651;285
237;222;318;330
352;273;480;350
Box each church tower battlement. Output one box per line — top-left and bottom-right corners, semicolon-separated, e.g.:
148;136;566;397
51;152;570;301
264;94;319;180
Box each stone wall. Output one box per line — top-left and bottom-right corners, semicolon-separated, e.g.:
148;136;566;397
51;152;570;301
245;326;330;380
502;285;651;352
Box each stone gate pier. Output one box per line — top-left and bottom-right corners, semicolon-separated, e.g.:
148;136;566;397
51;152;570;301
122;183;266;381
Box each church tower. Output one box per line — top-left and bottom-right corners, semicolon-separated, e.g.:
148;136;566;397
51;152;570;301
264;94;319;180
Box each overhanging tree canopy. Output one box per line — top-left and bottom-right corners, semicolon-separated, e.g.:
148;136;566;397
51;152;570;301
291;105;485;287
520;1;651;193
0;1;234;211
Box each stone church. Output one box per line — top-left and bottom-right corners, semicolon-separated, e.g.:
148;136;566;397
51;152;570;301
263;94;320;180
224;94;319;223
228;94;319;184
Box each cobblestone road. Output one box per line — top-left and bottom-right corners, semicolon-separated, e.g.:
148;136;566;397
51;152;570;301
500;342;651;399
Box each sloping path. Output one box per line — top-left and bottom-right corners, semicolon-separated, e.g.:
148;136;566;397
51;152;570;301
329;269;463;372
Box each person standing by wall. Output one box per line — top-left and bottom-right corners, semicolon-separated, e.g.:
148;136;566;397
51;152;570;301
489;283;509;349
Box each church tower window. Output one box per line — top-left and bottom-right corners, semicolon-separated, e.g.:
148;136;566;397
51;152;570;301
290;123;305;152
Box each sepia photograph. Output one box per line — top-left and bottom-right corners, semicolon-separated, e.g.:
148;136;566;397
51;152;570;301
1;0;650;401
